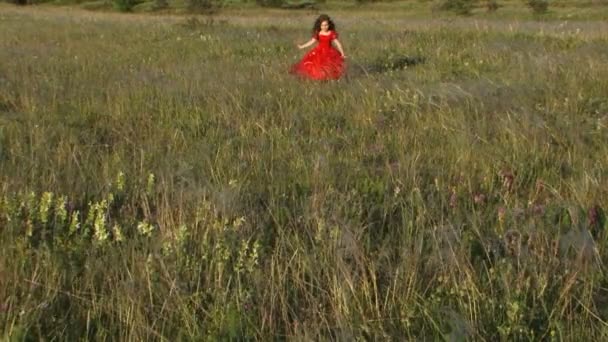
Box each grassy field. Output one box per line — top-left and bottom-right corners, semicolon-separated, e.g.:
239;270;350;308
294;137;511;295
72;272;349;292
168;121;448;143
1;2;608;340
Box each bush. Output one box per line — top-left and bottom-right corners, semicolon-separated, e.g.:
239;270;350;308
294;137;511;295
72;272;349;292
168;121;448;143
153;0;168;10
486;0;499;12
188;0;222;14
4;0;29;4
527;0;549;14
255;0;285;7
281;0;317;8
437;0;476;15
113;0;137;12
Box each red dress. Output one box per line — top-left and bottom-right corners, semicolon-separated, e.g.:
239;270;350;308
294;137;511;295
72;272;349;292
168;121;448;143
290;31;345;80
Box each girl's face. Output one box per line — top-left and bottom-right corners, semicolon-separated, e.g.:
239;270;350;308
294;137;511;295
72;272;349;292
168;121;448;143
320;20;329;32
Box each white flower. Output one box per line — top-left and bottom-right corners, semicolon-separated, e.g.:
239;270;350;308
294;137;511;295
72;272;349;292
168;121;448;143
137;221;154;237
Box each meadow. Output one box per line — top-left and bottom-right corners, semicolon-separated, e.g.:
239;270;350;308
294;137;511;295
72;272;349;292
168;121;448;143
1;1;608;339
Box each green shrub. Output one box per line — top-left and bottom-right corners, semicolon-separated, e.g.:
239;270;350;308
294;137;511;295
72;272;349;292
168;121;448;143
255;0;285;8
437;0;476;15
527;0;549;14
4;0;28;4
113;0;137;12
153;0;168;10
486;0;499;12
188;0;222;14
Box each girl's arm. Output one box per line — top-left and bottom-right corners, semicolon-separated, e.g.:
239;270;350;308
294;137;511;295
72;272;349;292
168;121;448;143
298;38;317;49
332;39;346;57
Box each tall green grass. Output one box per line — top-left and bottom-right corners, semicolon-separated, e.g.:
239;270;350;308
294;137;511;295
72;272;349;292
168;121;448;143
1;6;608;340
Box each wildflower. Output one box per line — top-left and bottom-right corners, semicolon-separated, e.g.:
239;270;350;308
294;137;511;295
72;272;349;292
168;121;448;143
69;211;80;234
588;205;604;239
112;224;124;242
39;192;53;225
473;193;486;205
107;193;114;206
116;171;125;192
55;195;68;226
145;253;154;270
25;191;37;216
92;201;109;243
330;225;340;241
455;172;465;185
233;216;246;229
449;189;457;208
315;219;325;243
534;179;546;196
235;240;249;274
176;225;189;246
146;173;155;194
498;207;506;223
25;219;33;237
162;240;173;256
499;169;515;192
503;230;521;257
530;203;545;216
137;221;154;237
248;240;260;272
588;205;601;227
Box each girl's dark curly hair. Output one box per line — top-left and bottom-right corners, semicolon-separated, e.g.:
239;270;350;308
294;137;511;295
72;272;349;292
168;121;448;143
312;14;336;36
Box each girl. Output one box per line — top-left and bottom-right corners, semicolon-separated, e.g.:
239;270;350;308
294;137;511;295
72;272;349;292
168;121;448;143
290;14;346;81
